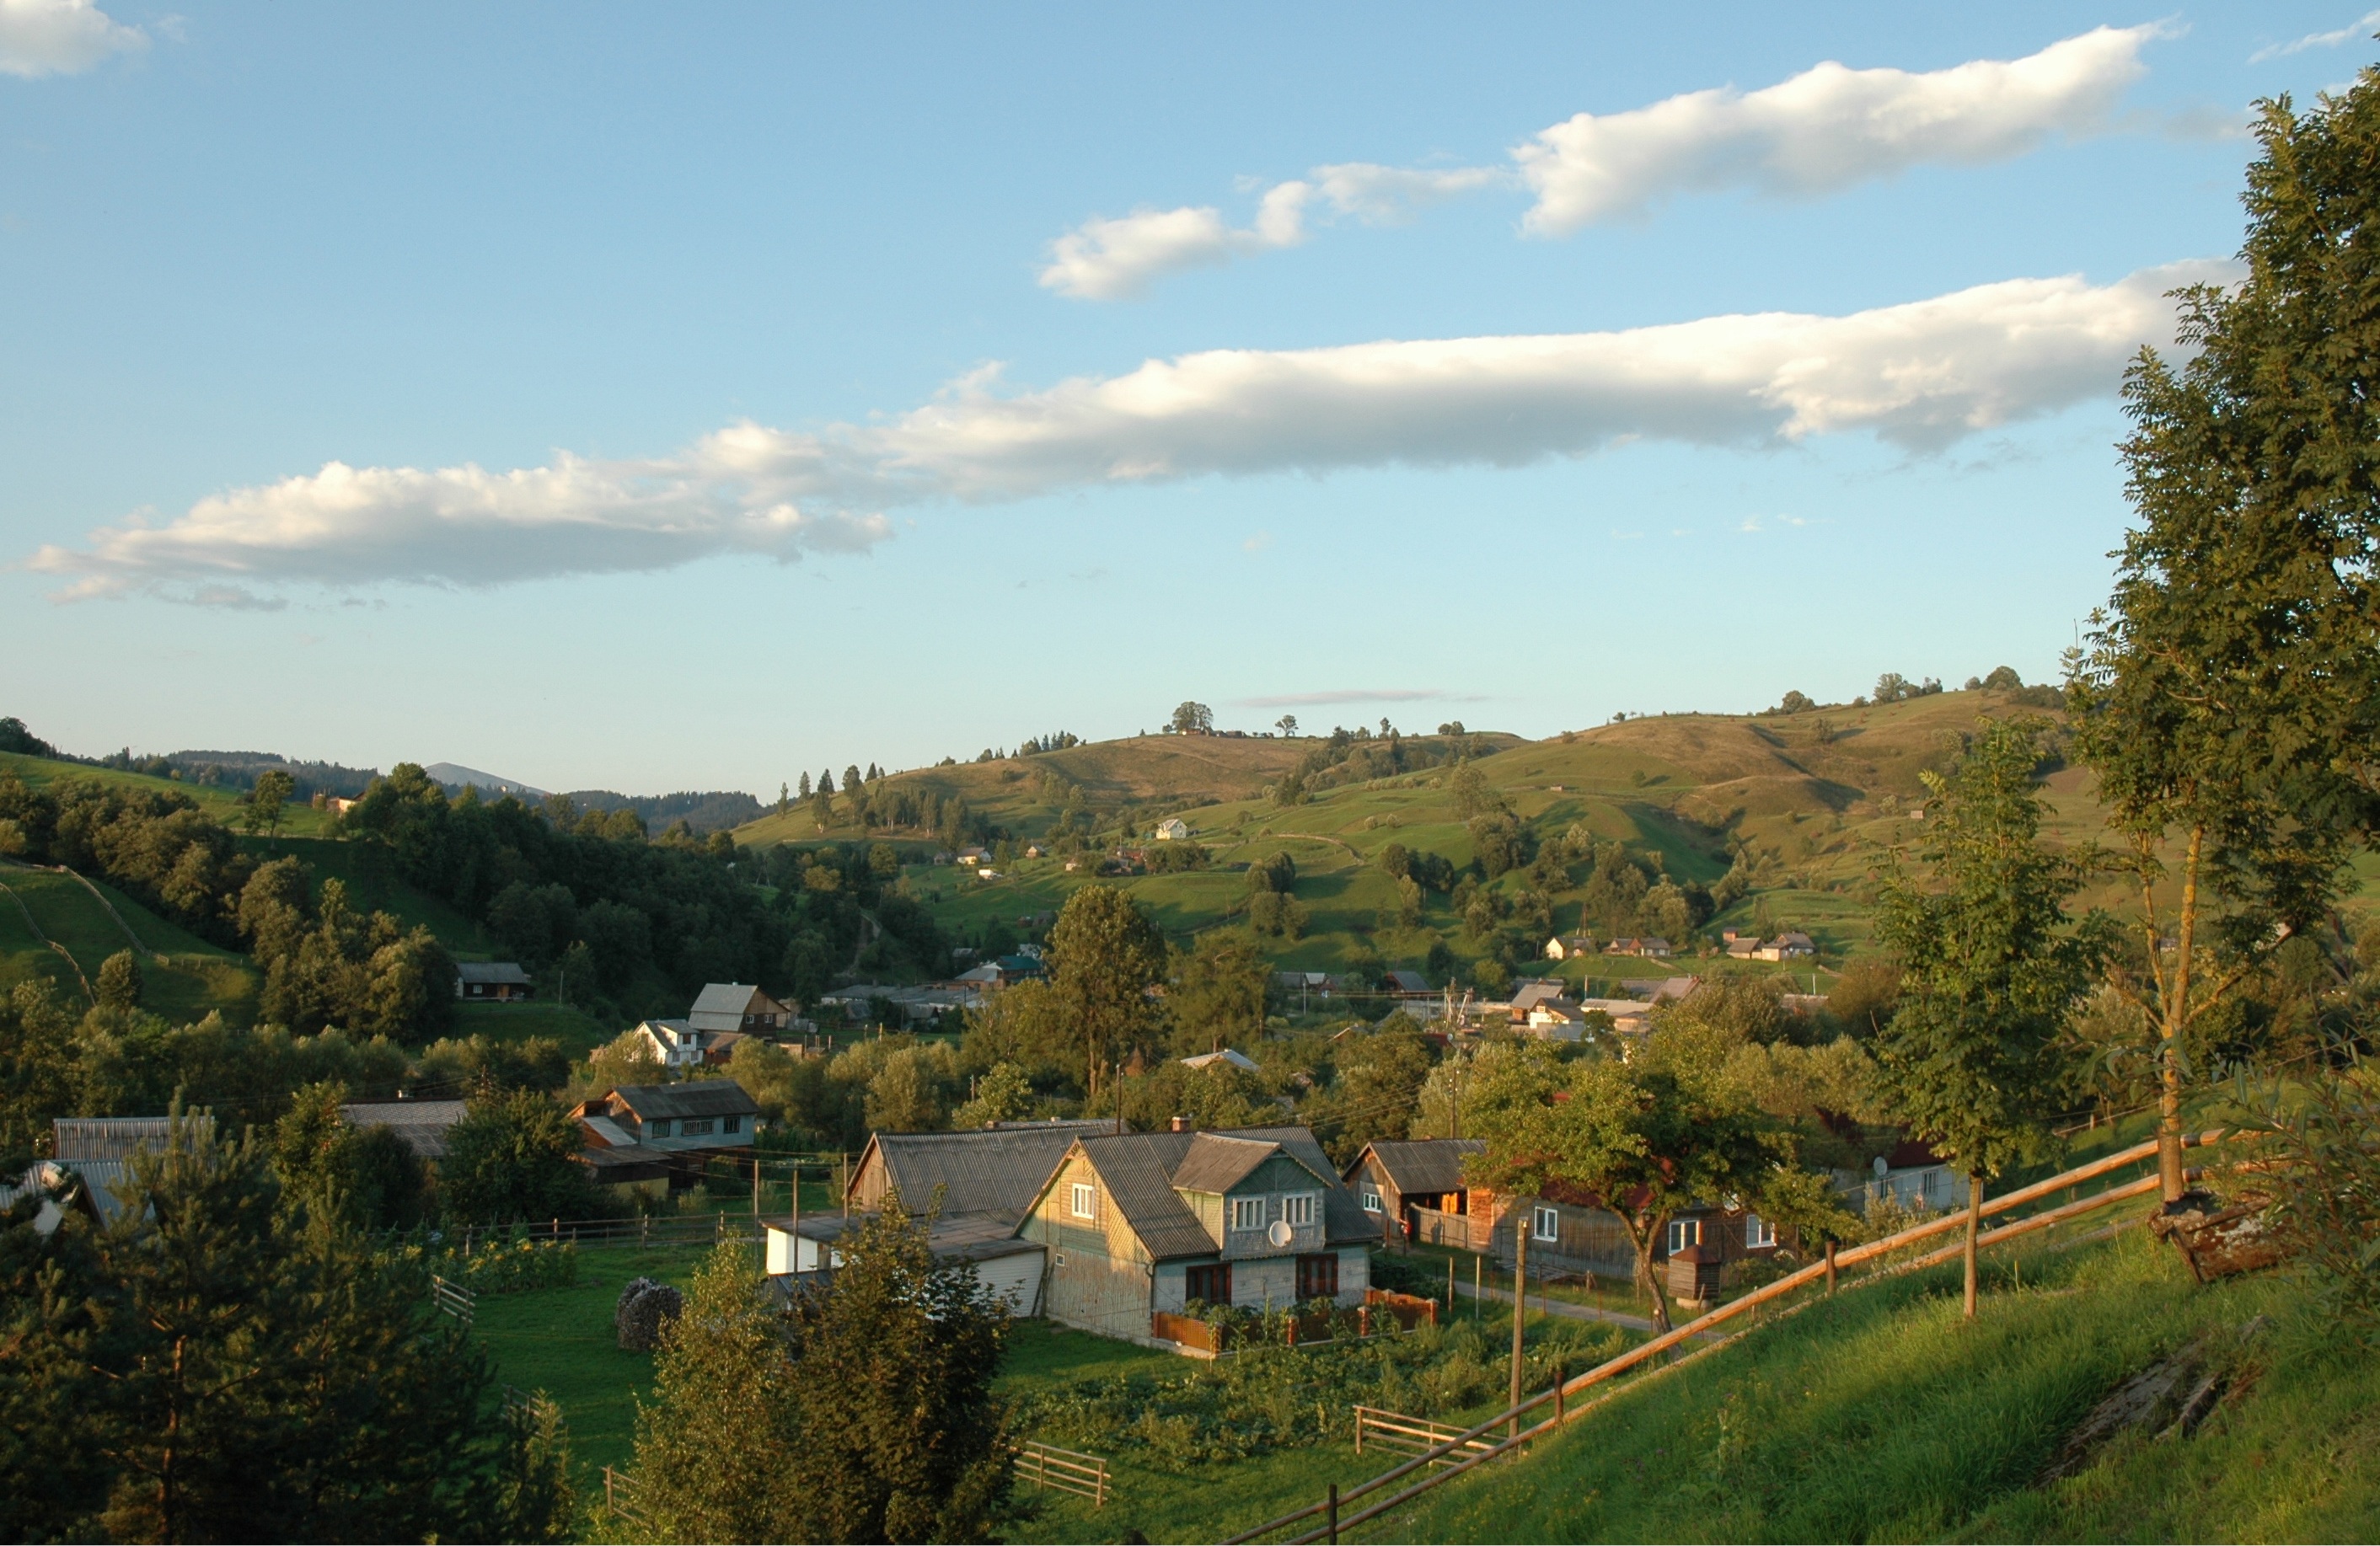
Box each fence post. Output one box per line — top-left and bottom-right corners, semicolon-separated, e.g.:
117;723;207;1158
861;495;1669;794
1353;1406;1363;1457
1825;1238;1837;1294
1327;1482;1339;1543
1554;1362;1565;1426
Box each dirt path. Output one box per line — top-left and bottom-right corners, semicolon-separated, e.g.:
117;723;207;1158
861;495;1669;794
51;865;164;962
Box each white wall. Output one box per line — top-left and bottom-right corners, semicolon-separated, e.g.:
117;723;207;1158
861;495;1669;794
1151;1261;1188;1315
967;1250;1045;1317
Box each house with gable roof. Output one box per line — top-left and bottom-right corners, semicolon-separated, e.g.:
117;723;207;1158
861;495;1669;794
1019;1124;1374;1343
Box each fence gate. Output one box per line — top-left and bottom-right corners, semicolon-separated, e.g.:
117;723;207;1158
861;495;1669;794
1014;1440;1110;1508
602;1466;647;1527
1351;1405;1500;1468
430;1274;475;1328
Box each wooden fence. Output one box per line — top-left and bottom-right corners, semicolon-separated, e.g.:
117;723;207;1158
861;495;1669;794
1014;1440;1110;1508
1409;1206;1483;1252
429;1274;474;1328
1352;1406;1499;1467
601;1466;646;1527
1225;1129;2230;1545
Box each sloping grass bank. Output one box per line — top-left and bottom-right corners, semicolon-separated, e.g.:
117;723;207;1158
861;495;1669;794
1381;1228;2380;1543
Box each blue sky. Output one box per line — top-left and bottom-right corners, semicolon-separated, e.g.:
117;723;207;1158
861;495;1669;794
1;3;2370;794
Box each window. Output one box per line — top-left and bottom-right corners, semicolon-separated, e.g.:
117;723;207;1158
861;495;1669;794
1360;1185;1383;1214
647;1119;673;1138
680;1118;715;1137
1296;1253;1339;1299
1745;1214;1777;1249
1532;1206;1559;1243
1229;1196;1267;1232
722;1115;742;1135
1667;1218;1702;1254
1186;1263;1231;1306
1069;1183;1096;1220
1283;1193;1317;1227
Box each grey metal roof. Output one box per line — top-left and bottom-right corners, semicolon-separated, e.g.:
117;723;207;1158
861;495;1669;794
776;1210;1045;1265
1169;1133;1282;1195
340;1099;469;1159
690;982;765;1015
860;1126;1095;1222
608;1082;760;1121
54;1115;212;1162
1067;1124;1370;1261
455;961;532;986
1351;1137;1483;1196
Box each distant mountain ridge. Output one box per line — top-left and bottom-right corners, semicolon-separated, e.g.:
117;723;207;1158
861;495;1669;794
422;762;549;799
566;789;765;837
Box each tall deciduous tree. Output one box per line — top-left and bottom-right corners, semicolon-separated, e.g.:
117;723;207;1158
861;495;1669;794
440;1089;606;1225
1046;885;1166;1106
2069;74;2380;1203
1872;720;2106;1319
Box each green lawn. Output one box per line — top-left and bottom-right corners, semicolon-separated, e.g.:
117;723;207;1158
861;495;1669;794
471;1244;718;1483
454;999;615;1058
0;866;261;1021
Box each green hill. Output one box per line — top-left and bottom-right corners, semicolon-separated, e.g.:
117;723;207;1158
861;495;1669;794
1380;1232;2377;1543
0;750;339;839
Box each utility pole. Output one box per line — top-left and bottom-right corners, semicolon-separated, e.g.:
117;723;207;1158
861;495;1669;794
1509;1224;1529;1439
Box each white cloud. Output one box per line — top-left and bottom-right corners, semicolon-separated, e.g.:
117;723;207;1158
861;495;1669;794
0;0;145;78
29;262;2226;602
1038;183;1311;300
1518;25;2161;232
1041;28;2162;297
28;425;892;602
2251;9;2380;61
883;260;2232;496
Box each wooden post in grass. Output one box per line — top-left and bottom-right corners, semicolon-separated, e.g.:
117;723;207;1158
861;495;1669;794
1825;1238;1837;1294
1964;1173;1983;1321
1473;1256;1482;1321
1508;1226;1528;1440
1326;1483;1338;1544
1446;1257;1455;1316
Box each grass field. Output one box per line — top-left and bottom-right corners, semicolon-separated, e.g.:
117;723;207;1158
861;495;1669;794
0;750;339;839
453;1000;614;1058
0;864;260;1020
266;837;498;954
1384;1228;2380;1544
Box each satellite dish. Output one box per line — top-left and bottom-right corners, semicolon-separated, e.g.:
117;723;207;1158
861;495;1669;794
1267;1219;1295;1248
1873;1155;1890;1178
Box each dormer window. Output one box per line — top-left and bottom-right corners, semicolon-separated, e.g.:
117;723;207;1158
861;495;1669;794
1229;1196;1266;1232
1283;1193;1317;1228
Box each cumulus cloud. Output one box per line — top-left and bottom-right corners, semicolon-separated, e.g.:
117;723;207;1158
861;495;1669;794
0;0;145;78
30;262;2225;602
885;260;2232;496
2251;9;2380;62
1518;25;2160;232
1043;27;2162;295
28;425;892;602
1038;183;1312;300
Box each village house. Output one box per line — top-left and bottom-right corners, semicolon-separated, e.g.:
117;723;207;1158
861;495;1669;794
453;961;534;1002
1021;1124;1375;1344
9;1116;221;1231
571;1083;759;1193
688;982;793;1036
1343;1137;1483;1246
1381;969;1434;999
1179;1047;1261;1073
1153;817;1190;841
1757;931;1819;961
1524;1001;1589;1040
630;1017;721;1071
1602;937;1675;960
1542;933;1597;961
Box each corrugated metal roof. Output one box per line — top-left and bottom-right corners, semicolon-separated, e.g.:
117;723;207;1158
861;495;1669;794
690;982;764;1015
1353;1137;1483;1196
455;961;532;986
579;1115;637;1147
609;1083;760;1121
53;1116;211;1162
860;1126;1092;1222
340;1099;469;1159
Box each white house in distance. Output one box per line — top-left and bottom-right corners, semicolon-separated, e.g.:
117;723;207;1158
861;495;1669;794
1154;817;1190;841
631;1018;718;1071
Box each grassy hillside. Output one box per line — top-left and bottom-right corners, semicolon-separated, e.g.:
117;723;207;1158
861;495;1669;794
0;864;260;1020
754;687;2375;982
1381;1232;2378;1543
0;750;339;839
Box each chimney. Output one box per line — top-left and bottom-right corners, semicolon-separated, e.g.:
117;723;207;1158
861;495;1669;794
1169;1115;1190;1133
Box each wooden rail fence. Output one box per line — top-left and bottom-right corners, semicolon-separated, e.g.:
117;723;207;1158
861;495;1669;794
1225;1130;2228;1545
1015;1440;1110;1508
429;1273;474;1328
602;1466;647;1526
1352;1406;1499;1467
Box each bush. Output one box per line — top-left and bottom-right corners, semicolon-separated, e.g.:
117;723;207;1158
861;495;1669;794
616;1276;684;1351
